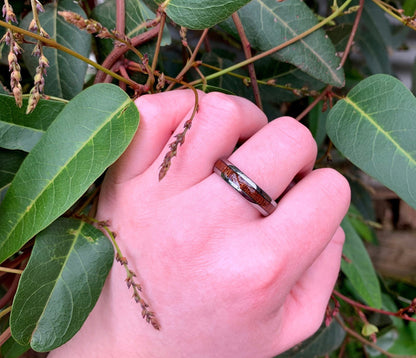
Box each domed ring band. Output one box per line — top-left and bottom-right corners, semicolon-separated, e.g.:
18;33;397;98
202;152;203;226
213;159;277;216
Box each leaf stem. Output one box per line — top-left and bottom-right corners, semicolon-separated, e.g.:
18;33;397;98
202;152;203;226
0;267;23;274
188;0;352;87
0;20;139;88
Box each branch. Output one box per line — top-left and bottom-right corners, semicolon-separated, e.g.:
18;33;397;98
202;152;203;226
334;290;416;323
232;12;263;110
165;28;209;91
0;20;139;88
338;0;365;69
188;0;352;87
94;25;160;84
334;316;412;358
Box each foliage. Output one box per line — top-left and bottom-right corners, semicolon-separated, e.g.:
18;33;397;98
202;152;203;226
0;0;416;356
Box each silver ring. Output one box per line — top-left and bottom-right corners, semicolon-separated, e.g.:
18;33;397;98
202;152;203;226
213;159;277;216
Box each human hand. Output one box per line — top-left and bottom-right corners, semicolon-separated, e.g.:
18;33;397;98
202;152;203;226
50;90;350;358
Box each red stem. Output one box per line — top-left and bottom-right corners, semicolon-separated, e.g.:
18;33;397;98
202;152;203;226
94;25;160;84
116;0;125;35
333;290;416;323
232;12;263;110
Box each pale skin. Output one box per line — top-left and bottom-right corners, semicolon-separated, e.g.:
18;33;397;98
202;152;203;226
49;90;350;358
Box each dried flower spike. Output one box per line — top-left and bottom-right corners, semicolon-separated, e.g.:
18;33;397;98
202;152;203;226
26;53;49;114
58;11;112;39
2;2;17;23
3;28;23;108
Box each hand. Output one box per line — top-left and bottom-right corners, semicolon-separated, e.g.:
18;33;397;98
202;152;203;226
50;90;350;358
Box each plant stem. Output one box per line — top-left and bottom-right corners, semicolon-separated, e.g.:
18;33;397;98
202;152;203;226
232;12;262;110
338;0;364;69
165;28;209;91
0;20;139;88
371;0;416;31
296;84;332;121
116;0;125;35
151;12;166;74
0;306;12;320
334;290;416;323
0;267;23;274
94;25;160;86
334;316;413;358
189;0;352;87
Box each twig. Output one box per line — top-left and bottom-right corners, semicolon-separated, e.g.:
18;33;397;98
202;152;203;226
94;25;160;84
0;267;23;274
371;0;416;31
334;290;416;323
232;12;262;110
338;0;364;69
296;84;332;121
0;326;11;346
0;19;139;88
334;315;415;358
165;28;209;91
150;11;166;74
188;0;352;87
296;0;363;121
116;0;125;35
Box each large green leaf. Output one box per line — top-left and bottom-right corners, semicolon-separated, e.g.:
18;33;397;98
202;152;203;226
220;0;344;86
10;218;114;351
327;74;416;209
0;83;140;264
0;95;66;152
141;0;252;29
92;0;170;63
276;319;345;357
21;0;91;99
341;216;381;308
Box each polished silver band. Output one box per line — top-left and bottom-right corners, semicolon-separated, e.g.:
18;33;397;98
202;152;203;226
213;159;277;216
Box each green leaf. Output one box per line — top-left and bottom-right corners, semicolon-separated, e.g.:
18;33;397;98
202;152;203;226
165;0;252;29
0;149;26;203
404;0;416;16
0;95;66;152
348;204;377;244
276;319;345;357
10;218;114;351
0;337;30;358
341;217;382;308
327;74;416;210
308;100;329;148
0;83;140;264
21;0;91;99
362;323;379;336
92;0;171;63
221;0;344;86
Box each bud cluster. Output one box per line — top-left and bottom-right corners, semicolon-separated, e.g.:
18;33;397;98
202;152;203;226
1;2;22;107
58;11;112;39
26;48;49;114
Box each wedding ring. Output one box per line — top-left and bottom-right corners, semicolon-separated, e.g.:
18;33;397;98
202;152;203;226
213;159;277;216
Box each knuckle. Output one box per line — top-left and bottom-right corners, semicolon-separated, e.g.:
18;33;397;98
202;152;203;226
315;168;351;209
273;117;317;156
